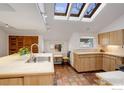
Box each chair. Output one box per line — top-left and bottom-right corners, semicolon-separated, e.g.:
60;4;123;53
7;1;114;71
62;51;71;65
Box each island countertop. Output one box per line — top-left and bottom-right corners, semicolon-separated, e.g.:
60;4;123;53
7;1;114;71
0;53;54;78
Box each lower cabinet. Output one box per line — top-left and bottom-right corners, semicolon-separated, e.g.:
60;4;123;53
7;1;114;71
103;55;123;71
73;54;103;72
24;74;53;85
74;53;123;72
0;74;54;85
103;55;116;71
0;77;23;85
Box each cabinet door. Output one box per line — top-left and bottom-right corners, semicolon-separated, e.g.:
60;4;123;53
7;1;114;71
109;56;116;71
103;55;110;71
96;55;103;70
109;30;123;45
102;32;110;45
89;55;96;71
98;32;109;45
115;57;122;69
0;78;23;85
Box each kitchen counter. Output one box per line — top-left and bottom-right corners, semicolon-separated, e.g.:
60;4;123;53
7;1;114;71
96;71;124;85
74;51;124;57
0;53;54;78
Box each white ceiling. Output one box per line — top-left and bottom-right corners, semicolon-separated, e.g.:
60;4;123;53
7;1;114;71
0;3;124;41
43;3;124;40
0;3;46;34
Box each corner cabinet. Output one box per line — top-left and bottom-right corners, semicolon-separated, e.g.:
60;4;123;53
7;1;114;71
73;53;103;72
9;36;38;55
73;53;123;72
98;29;124;45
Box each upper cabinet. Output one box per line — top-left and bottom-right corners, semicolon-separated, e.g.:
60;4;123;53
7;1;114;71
98;32;109;45
98;29;124;46
109;30;123;45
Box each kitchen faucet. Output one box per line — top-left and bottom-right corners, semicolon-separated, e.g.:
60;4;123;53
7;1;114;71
30;43;39;62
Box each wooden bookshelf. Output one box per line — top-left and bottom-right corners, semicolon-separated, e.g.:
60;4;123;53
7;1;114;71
9;36;38;55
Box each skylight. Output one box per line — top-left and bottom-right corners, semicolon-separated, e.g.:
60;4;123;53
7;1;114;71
54;3;106;22
70;3;85;17
84;3;101;18
54;3;69;16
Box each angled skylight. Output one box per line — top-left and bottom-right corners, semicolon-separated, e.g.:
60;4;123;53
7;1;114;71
70;3;85;17
54;3;69;16
84;3;101;18
54;3;106;22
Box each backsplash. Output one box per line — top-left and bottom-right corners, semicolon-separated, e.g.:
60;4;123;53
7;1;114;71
101;45;124;54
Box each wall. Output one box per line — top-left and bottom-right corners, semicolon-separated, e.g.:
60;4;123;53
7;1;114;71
44;40;68;56
0;29;7;57
69;32;98;66
100;14;124;54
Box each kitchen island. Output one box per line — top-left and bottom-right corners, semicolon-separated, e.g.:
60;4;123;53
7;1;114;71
0;53;54;85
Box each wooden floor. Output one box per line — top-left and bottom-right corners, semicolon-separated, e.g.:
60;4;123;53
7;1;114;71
54;64;103;85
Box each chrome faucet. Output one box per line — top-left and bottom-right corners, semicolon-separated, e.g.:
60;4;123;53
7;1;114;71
30;43;39;62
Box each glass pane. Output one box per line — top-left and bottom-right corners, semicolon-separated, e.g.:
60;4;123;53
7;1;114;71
84;3;97;15
55;3;68;13
80;38;94;48
84;3;101;18
70;3;83;15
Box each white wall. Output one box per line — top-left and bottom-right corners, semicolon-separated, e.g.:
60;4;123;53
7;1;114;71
101;14;124;33
44;40;68;55
69;32;98;66
0;29;7;57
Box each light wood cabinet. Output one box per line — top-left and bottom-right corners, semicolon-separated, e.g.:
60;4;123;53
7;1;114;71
24;74;53;85
98;29;124;45
98;32;109;45
96;54;103;70
109;30;124;45
0;74;54;85
74;53;123;72
102;55;123;71
0;78;23;85
73;54;103;72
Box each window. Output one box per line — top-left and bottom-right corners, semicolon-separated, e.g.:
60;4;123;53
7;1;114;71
54;3;69;16
80;38;94;48
84;3;101;18
70;3;85;17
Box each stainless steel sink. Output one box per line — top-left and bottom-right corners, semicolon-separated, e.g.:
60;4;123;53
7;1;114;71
26;53;53;63
26;56;50;63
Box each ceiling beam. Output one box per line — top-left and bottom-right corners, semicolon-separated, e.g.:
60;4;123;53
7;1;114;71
79;3;89;21
66;3;72;20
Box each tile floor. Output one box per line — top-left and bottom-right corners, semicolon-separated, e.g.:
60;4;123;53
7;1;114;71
54;64;103;85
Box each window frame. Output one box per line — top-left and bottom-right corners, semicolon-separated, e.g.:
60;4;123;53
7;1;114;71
79;37;95;49
54;3;69;16
84;3;101;18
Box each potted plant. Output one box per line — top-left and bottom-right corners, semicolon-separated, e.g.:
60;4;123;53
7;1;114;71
18;47;30;56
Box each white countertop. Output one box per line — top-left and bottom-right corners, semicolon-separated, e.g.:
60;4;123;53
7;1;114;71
74;51;124;57
0;53;54;77
96;71;124;85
